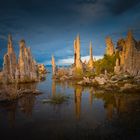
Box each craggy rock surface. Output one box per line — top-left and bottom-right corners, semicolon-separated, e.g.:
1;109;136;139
115;31;140;76
51;32;140;93
87;42;94;70
0;83;41;102
73;35;83;70
0;35;47;84
51;55;56;75
105;36;115;56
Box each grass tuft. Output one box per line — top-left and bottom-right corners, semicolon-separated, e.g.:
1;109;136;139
43;94;70;105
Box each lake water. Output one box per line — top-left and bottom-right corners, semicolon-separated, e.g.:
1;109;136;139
0;68;140;140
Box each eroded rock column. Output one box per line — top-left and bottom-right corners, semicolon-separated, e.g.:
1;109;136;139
105;37;115;56
3;35;17;83
87;41;94;70
51;55;56;75
73;35;83;70
18;40;38;82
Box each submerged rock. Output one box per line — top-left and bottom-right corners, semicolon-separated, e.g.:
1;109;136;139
0;84;41;102
120;83;137;92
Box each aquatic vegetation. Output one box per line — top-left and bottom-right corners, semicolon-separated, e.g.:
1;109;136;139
43;94;70;105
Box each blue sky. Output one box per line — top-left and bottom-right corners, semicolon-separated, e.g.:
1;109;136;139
0;0;140;67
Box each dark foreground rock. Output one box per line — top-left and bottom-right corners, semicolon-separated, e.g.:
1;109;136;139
0;84;41;102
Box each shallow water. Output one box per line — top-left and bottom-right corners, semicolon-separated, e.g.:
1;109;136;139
0;70;140;140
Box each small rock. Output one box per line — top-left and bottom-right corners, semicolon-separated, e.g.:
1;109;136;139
120;83;137;91
94;76;107;85
77;81;83;85
111;75;119;81
42;99;51;104
83;77;91;84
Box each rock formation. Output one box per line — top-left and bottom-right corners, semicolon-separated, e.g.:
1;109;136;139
87;41;94;69
17;40;38;82
51;55;56;75
73;35;83;70
115;31;140;76
3;35;17;83
0;35;44;84
114;58;121;74
105;37;115;56
38;64;47;74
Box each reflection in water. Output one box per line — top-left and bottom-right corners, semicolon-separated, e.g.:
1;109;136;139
51;80;140;123
0;76;140;139
18;95;36;118
0;83;37;127
52;80;56;96
0;102;17;127
74;85;83;120
94;93;140;123
0;94;36;127
89;87;94;106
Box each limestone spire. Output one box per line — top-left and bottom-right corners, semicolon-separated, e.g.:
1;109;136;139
89;41;93;60
76;34;81;60
18;39;38;82
126;30;134;41
2;36;41;83
114;58;121;74
105;36;114;56
87;41;94;69
74;39;76;65
8;34;12;43
51;55;56;75
3;34;17;82
18;40;26;75
73;34;83;70
7;34;14;54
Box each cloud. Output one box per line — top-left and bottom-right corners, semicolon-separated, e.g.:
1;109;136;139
104;0;140;15
71;0;110;23
58;55;103;65
73;0;140;20
0;35;7;41
42;55;103;66
0;0;140;69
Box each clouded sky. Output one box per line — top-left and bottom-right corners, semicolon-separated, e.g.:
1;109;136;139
0;0;140;66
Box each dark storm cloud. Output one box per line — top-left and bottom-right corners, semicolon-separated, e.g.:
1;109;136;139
76;0;97;4
0;0;139;15
104;0;140;15
0;0;140;65
76;0;140;16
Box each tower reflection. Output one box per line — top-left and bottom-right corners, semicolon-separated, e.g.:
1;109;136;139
52;80;56;96
74;85;83;120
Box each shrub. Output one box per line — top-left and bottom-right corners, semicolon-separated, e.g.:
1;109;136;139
94;54;118;75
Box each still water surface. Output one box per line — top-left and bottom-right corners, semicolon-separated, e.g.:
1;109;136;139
0;69;140;140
